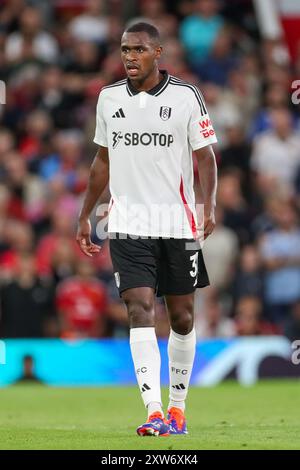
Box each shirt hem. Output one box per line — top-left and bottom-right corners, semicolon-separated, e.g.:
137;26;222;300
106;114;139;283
107;230;195;239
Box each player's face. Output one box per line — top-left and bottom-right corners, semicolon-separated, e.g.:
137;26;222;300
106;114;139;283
121;32;162;81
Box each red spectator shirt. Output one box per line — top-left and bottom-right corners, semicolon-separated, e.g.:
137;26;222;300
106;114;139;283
56;276;107;337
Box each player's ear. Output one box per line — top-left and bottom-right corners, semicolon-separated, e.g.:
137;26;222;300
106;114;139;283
155;46;162;60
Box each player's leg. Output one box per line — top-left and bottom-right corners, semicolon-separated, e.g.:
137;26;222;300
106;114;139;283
122;287;169;436
158;238;209;434
123;287;162;413
109;235;168;436
164;293;196;434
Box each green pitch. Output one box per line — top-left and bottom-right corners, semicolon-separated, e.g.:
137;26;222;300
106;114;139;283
0;380;299;450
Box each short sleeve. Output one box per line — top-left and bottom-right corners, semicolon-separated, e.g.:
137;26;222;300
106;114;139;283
93;91;108;147
188;88;217;151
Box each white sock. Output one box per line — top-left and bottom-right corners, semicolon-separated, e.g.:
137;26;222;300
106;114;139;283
147;402;163;417
168;328;196;411
130;327;163;414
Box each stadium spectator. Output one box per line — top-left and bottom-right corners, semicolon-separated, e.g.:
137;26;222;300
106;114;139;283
37;66;71;129
18;109;53;165
3;151;47;223
0;128;15;163
0;252;55;338
260;200;300;326
195;26;239;86
36;208;84;278
180;0;224;66
15;354;44;384
251;108;300;196
0;219;35;283
130;0;178;41
219;122;251;177
203;205;238;291
50;238;77;286
5;5;59;64
223;66;260;129
55;258;108;338
63;40;102;76
217;170;251;243
251;196;282;240
250;84;292;138
232;244;263;303
68;0;109;44
234;296;279;336
39;130;86;192
195;288;236;338
201;82;241;149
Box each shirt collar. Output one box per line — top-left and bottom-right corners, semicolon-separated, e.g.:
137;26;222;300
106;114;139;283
126;70;170;97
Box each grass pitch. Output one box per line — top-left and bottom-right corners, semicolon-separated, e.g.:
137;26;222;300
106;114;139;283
0;380;299;450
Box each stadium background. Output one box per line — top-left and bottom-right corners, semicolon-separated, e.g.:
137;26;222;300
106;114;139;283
0;0;300;449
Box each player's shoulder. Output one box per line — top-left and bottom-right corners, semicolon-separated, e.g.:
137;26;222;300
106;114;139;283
168;75;206;110
100;78;127;96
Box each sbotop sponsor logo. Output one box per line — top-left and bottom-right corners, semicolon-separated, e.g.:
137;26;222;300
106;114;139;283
112;131;174;149
291;340;300;365
95;199;205;249
0;80;6;104
0;340;6;365
291;80;300;105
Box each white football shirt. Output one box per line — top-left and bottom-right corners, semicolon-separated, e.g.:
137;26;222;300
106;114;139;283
94;71;217;238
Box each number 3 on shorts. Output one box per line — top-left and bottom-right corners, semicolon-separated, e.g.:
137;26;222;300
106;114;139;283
189;252;199;287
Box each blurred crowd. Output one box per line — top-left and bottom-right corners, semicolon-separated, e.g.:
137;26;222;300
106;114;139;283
0;0;300;341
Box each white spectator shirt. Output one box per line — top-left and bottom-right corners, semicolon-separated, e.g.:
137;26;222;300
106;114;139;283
251;130;300;187
94;71;217;238
5;32;58;63
69;15;108;43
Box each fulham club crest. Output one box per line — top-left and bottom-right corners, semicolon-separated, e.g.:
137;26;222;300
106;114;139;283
160;106;172;121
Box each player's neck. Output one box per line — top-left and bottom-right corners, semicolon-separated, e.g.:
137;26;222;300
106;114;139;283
129;68;163;93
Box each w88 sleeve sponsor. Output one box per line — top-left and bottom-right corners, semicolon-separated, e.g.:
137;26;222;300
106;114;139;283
198;118;215;139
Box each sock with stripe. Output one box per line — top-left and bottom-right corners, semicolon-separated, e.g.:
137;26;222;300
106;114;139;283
129;327;163;417
168;328;196;411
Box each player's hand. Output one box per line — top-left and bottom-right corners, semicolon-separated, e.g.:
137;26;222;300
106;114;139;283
76;218;101;257
203;207;216;240
197;207;216;241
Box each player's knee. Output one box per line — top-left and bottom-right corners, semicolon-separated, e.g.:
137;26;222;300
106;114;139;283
124;298;155;327
170;307;194;335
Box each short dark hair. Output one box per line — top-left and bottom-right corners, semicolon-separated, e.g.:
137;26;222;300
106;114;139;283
125;22;160;43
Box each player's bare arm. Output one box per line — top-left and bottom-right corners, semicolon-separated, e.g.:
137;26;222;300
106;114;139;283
77;146;109;257
194;145;217;240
